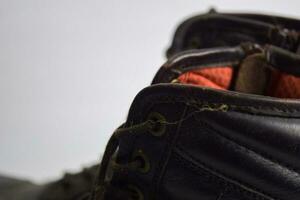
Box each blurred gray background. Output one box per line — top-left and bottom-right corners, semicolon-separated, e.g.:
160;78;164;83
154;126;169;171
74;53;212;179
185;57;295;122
1;0;300;183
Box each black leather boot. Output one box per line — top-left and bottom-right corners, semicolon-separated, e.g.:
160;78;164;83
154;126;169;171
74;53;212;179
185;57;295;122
89;44;300;200
166;9;300;58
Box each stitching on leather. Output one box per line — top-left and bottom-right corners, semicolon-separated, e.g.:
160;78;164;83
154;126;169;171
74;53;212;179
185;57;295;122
195;118;300;175
138;102;279;200
175;147;276;200
167;60;239;73
129;95;299;200
150;106;188;199
172;151;271;200
136;94;300;116
132;102;188;199
133;97;300;174
151;120;172;197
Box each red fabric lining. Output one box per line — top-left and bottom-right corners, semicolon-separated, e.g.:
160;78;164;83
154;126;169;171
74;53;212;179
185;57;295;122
177;66;300;99
178;67;233;90
268;71;300;99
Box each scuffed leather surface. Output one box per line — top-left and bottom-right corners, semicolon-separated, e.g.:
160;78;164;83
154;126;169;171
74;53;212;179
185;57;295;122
120;84;300;200
265;45;300;76
152;46;245;84
153;44;300;89
222;12;300;30
167;12;300;58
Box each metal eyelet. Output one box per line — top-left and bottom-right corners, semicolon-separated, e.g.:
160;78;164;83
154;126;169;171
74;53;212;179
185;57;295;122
147;112;166;137
132;149;150;173
126;185;144;200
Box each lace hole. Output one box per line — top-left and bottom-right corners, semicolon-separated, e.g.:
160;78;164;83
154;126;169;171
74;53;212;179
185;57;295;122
132;149;150;173
147;112;166;137
127;185;144;200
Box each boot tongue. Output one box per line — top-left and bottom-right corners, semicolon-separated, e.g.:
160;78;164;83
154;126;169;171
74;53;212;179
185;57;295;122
234;54;272;95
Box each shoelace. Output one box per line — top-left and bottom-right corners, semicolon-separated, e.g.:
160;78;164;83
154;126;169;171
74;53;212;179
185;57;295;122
90;119;158;200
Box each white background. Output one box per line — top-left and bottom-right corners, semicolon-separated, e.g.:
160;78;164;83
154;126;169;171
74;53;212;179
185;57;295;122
1;0;300;183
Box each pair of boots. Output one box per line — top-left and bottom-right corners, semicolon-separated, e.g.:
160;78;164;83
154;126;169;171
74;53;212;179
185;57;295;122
3;9;300;200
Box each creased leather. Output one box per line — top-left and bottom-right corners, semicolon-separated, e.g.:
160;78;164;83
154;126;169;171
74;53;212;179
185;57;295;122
167;12;300;58
120;84;300;200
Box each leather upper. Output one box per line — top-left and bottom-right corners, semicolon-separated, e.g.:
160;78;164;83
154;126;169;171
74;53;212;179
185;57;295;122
119;84;300;200
166;11;300;58
90;43;300;200
90;10;300;200
154;44;300;86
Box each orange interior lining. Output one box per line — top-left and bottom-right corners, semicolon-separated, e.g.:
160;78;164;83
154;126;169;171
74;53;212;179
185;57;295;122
178;67;233;90
177;66;300;99
268;71;300;98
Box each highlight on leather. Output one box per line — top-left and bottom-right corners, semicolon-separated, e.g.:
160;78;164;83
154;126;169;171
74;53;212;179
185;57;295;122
177;66;300;99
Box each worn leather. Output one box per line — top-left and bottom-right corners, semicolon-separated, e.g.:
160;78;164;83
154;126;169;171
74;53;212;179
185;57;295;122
265;45;300;76
166;11;300;58
152;46;246;84
115;84;300;200
154;44;300;85
91;43;300;200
